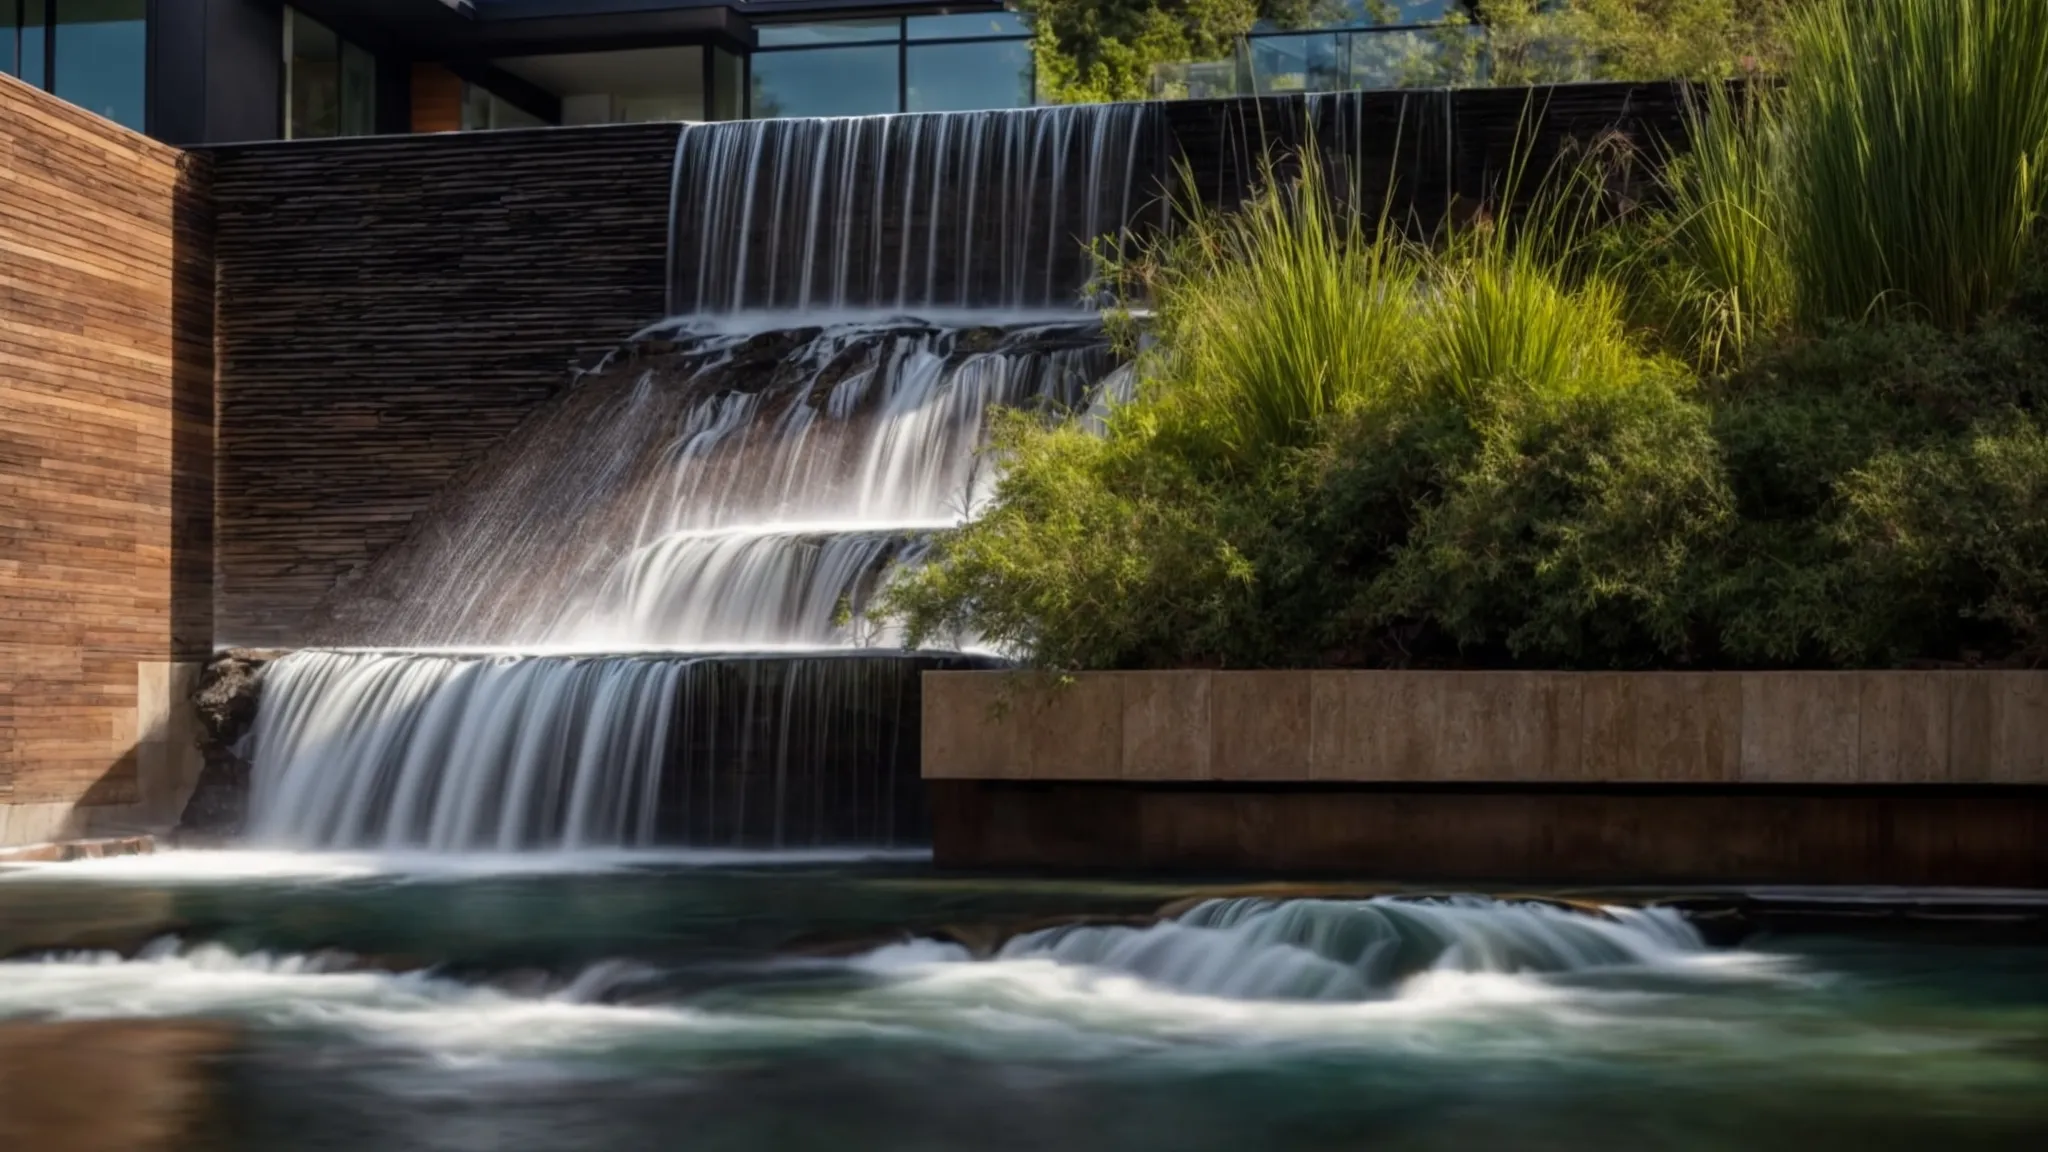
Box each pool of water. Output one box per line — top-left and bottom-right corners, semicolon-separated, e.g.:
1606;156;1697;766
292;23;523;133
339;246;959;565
2;852;2045;1150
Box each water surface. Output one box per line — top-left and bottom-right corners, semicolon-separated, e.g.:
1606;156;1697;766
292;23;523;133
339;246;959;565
2;852;2044;1150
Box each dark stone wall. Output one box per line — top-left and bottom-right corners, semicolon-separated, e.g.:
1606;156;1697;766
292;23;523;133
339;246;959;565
1165;80;1699;228
930;781;2048;887
206;123;680;646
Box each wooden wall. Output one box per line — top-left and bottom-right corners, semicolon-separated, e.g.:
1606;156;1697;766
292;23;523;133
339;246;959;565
0;72;213;836
206;123;679;646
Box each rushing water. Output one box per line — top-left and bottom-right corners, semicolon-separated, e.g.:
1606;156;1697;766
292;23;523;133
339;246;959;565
669;105;1153;313
3;858;2046;1150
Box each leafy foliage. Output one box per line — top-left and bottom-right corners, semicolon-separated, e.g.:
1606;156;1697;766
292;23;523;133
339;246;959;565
887;2;2048;673
1020;0;1336;104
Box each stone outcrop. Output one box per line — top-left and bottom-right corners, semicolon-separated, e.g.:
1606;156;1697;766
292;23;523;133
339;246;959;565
175;649;282;843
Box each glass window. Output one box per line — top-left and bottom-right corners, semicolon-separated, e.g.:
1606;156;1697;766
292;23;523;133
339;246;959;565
341;40;376;136
284;7;376;140
751;45;898;119
1346;27;1469;88
709;46;745;121
463;84;547;131
53;0;145;130
757;19;899;48
907;39;1032;113
907;11;1030;40
5;3;55;89
1249;33;1347;95
285;8;340;139
2;6;13;79
1253;1;1457;33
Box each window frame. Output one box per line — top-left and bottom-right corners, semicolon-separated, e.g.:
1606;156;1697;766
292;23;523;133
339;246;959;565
747;15;1038;118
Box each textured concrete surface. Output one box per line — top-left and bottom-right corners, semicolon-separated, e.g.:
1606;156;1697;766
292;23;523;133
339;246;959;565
925;670;2048;785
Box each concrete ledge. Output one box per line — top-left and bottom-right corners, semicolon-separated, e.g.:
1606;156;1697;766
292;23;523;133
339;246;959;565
930;781;2048;885
923;671;2048;784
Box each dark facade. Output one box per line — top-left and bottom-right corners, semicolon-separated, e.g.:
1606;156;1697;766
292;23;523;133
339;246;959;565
5;2;1495;146
4;0;1036;145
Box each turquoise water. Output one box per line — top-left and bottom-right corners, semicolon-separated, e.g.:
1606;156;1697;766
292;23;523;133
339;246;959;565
2;852;2045;1150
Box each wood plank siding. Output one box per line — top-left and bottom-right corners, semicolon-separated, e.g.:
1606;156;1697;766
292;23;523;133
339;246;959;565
206;124;679;646
0;73;213;811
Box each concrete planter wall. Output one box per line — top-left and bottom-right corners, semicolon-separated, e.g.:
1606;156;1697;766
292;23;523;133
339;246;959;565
924;670;2048;784
923;671;2048;883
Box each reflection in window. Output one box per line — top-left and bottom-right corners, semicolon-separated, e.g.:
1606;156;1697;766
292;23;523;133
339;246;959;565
751;45;898;119
906;12;1030;40
757;19;899;48
1249;33;1347;95
285;6;375;139
3;1;47;84
709;46;746;121
907;39;1032;113
1347;27;1471;88
461;84;546;131
53;0;144;130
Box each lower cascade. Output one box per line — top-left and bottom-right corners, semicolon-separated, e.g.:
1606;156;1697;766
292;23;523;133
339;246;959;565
245;649;1000;851
985;897;1711;1001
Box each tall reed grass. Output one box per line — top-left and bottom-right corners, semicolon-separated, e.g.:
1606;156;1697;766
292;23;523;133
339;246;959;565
1674;0;2048;337
1659;80;1790;368
1134;159;1417;465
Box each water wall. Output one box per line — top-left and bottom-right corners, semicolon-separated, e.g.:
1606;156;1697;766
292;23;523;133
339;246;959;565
230;104;1153;851
200;85;1702;852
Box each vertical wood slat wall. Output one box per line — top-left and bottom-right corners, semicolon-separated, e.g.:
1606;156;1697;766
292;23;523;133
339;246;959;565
0;72;214;808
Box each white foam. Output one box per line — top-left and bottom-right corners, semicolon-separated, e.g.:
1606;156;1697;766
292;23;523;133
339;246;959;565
0;847;931;886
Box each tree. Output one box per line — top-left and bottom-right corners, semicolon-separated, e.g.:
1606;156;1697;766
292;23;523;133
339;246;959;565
1021;1;1340;104
1021;1;1790;103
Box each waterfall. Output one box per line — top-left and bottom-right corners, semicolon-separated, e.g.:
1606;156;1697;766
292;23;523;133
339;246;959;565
245;649;997;850
246;105;1153;851
669;104;1155;313
992;897;1710;1001
309;319;1116;649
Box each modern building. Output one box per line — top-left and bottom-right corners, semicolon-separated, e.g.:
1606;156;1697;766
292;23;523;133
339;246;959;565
1;1;1473;146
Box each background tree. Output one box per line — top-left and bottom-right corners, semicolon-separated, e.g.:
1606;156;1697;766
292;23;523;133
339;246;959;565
1022;1;1790;103
1021;1;1339;104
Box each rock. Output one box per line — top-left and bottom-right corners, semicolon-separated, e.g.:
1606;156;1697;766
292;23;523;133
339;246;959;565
174;650;281;842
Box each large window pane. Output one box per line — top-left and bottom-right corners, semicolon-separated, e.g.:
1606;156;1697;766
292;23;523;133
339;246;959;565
5;1;46;86
340;40;376;136
1346;27;1471;87
907;40;1031;113
907;11;1029;40
285;8;340;139
757;19;898;48
709;46;745;120
1254;0;1458;31
1249;33;1346;95
751;46;898;119
54;0;145;130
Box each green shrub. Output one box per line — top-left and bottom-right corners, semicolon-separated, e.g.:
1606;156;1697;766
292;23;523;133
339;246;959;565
1366;377;1732;666
1707;315;2048;664
1832;425;2048;664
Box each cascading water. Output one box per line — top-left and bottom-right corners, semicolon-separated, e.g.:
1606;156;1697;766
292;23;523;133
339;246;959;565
985;896;1712;1001
669;104;1154;313
244;104;1152;851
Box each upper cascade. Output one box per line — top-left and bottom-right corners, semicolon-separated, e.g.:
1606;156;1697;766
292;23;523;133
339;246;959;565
995;896;1710;1001
307;318;1118;650
668;103;1155;314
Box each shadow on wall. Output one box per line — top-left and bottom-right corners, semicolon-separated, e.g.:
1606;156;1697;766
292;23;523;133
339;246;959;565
0;148;215;849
